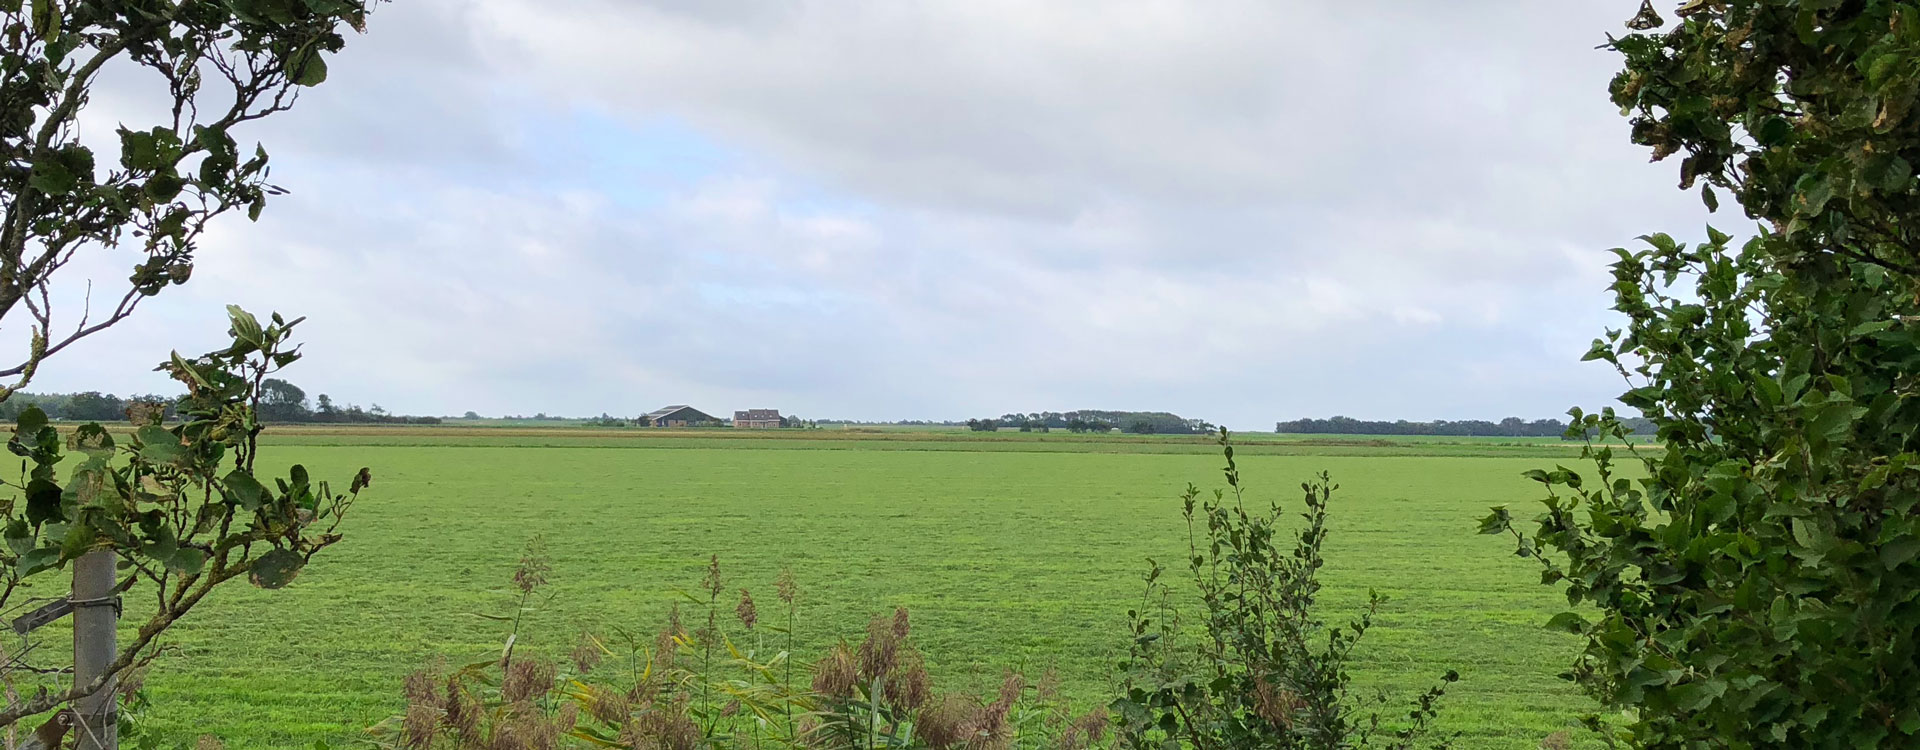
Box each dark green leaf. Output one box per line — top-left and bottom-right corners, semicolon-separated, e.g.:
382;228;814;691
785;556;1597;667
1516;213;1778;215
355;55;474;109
249;548;304;589
224;470;270;511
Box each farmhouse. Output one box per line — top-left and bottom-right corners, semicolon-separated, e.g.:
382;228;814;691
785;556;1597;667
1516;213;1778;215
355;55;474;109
734;409;783;429
642;405;718;428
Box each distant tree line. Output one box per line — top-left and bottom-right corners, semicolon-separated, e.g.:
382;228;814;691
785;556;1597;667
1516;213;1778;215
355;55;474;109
967;410;1211;434
259;379;442;424
1275;415;1656;438
0;391;185;422
0;379;442;425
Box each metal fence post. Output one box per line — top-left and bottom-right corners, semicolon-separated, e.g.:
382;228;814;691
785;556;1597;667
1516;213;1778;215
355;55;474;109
72;549;117;750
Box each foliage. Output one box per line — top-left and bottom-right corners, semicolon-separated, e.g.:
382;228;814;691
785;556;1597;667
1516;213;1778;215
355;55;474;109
1609;0;1920;275
1113;430;1457;750
0;0;370;401
1480;2;1920;746
0;307;370;727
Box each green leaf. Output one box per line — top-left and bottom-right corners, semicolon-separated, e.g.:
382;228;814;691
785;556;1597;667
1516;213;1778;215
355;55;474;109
136;425;189;466
1545;611;1589;633
1896;706;1920;735
1866;53;1904;86
26;478;64;525
59;520;95;560
227;305;264;348
1478;507;1512;535
1671;679;1726;711
1863;154;1913;192
119;127;164;171
285;49;328;86
224;470;270;511
1881;537;1920;570
14;406;47;435
16;547;61;576
249;548;305;589
1808;402;1863;444
1755;116;1794;146
68;423;114;454
4;519;33;556
30;0;58;41
169;547;207;576
28;156;75;196
1793;173;1834;216
1850;320;1895;337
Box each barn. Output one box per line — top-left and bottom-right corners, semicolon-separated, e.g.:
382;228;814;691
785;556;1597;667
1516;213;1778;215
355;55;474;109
734;409;783;429
642;405;718;428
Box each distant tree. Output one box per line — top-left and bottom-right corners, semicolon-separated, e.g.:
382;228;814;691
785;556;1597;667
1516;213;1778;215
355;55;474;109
258;378;310;422
315;394;339;421
966;418;999;432
462;411;481;420
64;391;125;422
1126;420;1156;435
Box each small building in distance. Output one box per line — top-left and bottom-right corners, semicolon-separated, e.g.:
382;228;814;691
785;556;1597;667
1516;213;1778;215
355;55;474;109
734;409;783;429
642;405;718;428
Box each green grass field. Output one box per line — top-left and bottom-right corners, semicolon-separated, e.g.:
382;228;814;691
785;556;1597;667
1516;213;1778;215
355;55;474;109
38;426;1622;748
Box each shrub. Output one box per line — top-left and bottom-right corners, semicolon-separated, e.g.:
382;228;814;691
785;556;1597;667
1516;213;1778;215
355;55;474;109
1111;430;1457;750
1481;1;1920;746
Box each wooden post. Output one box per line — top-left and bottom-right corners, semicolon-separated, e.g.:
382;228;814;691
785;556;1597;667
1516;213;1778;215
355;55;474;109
72;549;117;750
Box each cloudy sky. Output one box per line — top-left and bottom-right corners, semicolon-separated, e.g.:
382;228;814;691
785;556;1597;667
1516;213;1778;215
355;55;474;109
27;1;1715;426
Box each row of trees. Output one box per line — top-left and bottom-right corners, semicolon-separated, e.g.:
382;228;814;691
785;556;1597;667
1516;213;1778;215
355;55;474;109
1275;415;1658;438
969;410;1212;434
0;379;440;425
0;391;184;422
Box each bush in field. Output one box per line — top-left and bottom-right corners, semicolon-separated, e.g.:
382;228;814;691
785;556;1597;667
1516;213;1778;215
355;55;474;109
1111;430;1456;750
1483;1;1920;747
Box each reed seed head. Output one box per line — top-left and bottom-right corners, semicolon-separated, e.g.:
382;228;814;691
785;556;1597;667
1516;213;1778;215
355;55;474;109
775;568;799;605
914;694;978;750
812;642;859;699
513;536;551;595
885;647;932;712
570;631;604;674
702;554;724;597
737;588;759;630
502;659;557;704
859;612;903;680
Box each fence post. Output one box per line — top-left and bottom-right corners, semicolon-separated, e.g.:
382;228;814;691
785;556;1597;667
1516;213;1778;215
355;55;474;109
72;549;117;750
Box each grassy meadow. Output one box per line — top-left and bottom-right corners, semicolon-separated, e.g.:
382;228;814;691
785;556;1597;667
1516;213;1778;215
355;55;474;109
41;426;1631;748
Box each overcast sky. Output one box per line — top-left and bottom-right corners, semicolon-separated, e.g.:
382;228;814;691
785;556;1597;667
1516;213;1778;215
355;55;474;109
25;1;1716;426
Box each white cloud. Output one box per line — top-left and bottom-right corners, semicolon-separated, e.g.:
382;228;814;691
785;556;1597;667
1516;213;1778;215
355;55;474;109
18;0;1711;424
